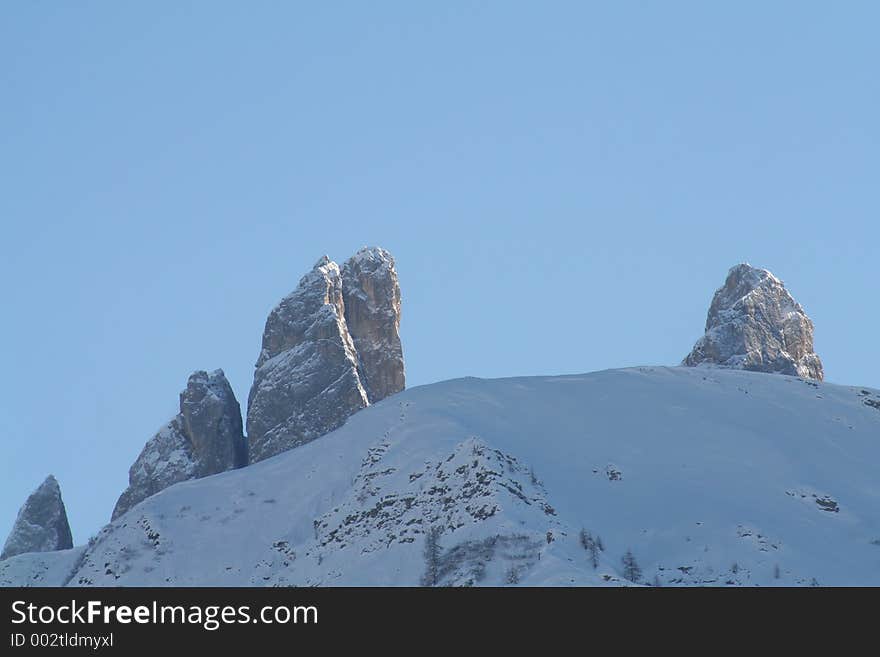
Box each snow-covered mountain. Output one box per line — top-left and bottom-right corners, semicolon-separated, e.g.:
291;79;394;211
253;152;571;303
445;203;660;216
3;366;879;587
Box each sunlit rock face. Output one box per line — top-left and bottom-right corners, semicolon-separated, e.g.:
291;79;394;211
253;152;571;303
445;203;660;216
247;248;405;464
683;263;823;380
341;247;405;403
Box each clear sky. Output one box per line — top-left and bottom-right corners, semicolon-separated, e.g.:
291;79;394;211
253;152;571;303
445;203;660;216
2;2;877;546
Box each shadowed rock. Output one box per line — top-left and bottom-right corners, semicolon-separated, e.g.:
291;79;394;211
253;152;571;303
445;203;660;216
2;475;73;560
112;369;246;520
247;248;405;463
247;257;369;462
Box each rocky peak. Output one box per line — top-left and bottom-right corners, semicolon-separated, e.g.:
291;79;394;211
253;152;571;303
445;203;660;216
2;475;73;560
255;256;356;369
683;263;823;380
112;369;246;520
246;247;405;463
247;256;368;463
180;369;248;475
342;247;405;402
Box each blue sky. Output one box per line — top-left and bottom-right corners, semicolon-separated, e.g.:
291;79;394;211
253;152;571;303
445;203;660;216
2;2;877;544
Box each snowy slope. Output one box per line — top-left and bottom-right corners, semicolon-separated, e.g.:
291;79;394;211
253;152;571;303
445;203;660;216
3;366;880;587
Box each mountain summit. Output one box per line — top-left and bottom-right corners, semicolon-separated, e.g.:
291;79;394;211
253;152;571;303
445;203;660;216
2;475;73;560
683;264;823;380
112;369;246;520
341;247;405;402
246;247;404;463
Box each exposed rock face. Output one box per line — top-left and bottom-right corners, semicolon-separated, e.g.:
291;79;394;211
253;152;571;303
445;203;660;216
247;248;404;463
2;475;73;560
683;263;823;380
180;370;247;475
247;257;369;463
342;247;405;402
112;369;246;520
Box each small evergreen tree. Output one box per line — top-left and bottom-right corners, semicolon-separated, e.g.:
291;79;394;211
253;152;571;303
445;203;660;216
579;528;591;550
421;526;443;586
579;529;600;569
529;467;540;486
621;549;642;583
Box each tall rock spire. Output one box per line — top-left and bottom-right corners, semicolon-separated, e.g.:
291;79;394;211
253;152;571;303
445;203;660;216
342;247;405;402
247;248;405;463
246;257;369;463
683;263;823;380
2;475;73;560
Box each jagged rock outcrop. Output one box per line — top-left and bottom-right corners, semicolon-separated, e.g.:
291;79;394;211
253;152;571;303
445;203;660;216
2;475;73;560
342;247;405;401
112;369;246;520
246;257;368;463
683;263;823;380
247;248;404;463
179;370;247;474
